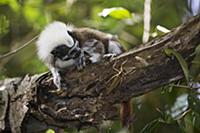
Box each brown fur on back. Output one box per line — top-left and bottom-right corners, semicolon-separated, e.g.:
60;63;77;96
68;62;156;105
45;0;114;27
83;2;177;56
71;28;119;53
73;28;111;44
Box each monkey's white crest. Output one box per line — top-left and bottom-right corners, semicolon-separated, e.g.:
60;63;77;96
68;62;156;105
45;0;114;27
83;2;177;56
36;21;74;64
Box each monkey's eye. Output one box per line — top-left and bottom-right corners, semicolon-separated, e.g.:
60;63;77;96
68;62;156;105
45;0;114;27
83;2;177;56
69;49;81;59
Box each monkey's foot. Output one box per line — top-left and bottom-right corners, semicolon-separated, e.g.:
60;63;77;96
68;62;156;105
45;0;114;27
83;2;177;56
103;53;117;61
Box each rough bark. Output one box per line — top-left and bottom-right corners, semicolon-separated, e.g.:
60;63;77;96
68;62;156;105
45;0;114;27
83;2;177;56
0;15;200;133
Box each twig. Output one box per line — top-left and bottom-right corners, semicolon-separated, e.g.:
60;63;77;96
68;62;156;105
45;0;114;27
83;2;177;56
0;35;39;60
142;0;151;43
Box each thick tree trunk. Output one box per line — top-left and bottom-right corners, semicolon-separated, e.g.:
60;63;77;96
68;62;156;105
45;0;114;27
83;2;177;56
0;15;200;133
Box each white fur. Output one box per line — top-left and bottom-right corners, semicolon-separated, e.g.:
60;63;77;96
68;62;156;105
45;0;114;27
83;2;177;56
36;21;74;67
108;40;122;55
89;53;102;63
55;58;75;68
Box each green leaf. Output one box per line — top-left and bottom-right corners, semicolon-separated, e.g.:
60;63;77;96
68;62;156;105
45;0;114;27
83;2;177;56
99;7;132;19
190;45;200;79
140;118;162;133
45;129;55;133
164;48;190;83
188;92;200;114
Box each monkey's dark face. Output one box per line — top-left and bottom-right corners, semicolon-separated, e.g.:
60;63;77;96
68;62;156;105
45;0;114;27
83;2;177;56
51;43;81;61
51;44;70;60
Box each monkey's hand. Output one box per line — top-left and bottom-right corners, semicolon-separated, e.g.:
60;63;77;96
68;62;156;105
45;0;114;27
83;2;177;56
50;68;69;93
50;68;63;92
75;50;87;71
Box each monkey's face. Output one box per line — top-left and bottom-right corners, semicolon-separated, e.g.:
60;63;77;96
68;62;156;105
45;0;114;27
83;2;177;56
51;39;81;61
51;44;71;60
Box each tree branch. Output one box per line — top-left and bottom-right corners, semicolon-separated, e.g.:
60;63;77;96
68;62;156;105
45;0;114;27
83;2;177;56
0;15;200;133
0;35;39;60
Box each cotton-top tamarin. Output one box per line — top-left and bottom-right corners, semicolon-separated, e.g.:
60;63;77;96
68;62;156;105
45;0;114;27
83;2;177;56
37;21;122;90
36;21;131;128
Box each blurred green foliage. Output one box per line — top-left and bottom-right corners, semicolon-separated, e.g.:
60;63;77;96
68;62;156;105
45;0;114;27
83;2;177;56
165;48;190;83
0;15;9;37
0;0;200;133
